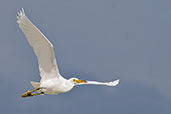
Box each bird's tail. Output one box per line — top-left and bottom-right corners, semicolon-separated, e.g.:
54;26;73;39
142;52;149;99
30;81;40;88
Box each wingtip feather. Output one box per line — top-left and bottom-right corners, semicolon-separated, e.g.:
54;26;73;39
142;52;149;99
17;8;26;20
106;79;120;86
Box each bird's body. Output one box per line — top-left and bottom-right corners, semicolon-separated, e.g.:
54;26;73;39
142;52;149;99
40;77;74;94
17;9;119;98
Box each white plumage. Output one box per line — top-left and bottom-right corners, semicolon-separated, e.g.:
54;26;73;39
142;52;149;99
17;9;119;98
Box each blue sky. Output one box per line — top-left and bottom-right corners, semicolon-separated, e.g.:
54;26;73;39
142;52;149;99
0;0;171;114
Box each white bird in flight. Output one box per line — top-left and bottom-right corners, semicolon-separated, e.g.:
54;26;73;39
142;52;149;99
17;9;120;98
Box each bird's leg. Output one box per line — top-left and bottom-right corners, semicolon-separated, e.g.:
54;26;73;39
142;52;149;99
31;92;44;97
28;87;41;93
21;91;44;98
21;88;42;98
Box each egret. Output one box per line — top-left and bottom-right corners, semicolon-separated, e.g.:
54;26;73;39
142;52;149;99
17;9;120;98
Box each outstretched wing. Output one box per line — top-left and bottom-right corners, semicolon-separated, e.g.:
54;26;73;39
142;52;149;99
86;79;120;86
75;79;120;86
17;9;60;79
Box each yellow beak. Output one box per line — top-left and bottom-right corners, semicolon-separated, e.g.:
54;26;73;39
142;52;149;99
73;79;87;83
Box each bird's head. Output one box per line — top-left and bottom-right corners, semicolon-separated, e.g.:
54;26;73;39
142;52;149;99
69;77;87;85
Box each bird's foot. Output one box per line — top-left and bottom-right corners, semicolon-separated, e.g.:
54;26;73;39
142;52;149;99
21;90;34;98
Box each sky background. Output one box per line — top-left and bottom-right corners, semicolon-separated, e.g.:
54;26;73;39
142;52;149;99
0;0;171;114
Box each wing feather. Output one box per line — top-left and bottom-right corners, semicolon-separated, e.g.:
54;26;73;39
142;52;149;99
17;9;60;79
75;79;120;86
